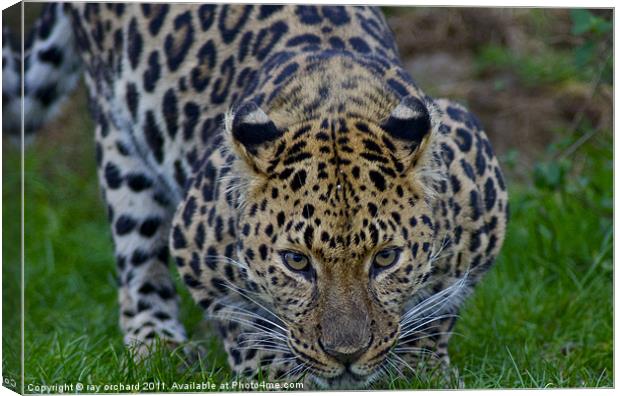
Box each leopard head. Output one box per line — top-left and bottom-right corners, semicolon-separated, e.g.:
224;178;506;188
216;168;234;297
218;95;443;387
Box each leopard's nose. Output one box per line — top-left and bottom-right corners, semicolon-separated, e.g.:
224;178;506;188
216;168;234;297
320;336;372;365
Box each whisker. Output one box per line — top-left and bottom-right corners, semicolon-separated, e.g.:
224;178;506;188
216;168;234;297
273;356;298;363
235;337;289;346
211;301;289;334
209;313;285;338
203;255;249;270
400;312;454;330
389;351;426;383
217;281;290;329
392;346;437;357
401;279;466;322
400;313;459;334
400;314;459;339
234;345;292;354
237;338;288;347
236;343;290;353
428;234;453;264
293;364;312;383
385;356;405;379
397;330;457;345
278;362;307;380
239;331;288;342
365;361;389;387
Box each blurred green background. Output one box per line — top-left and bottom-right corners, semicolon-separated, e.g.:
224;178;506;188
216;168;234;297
2;5;613;391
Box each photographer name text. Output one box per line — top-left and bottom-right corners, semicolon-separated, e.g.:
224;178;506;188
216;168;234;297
27;380;304;393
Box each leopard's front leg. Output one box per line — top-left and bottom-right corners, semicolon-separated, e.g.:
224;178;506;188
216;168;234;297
95;119;187;359
394;314;460;387
217;316;299;381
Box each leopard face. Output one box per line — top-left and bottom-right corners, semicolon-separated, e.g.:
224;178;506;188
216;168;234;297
209;96;440;386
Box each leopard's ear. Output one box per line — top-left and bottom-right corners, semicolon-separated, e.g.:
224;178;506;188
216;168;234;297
381;96;435;166
226;101;283;173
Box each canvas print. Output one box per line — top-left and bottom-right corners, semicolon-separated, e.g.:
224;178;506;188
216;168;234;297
2;2;612;393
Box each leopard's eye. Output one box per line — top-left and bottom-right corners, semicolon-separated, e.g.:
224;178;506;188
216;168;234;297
281;251;310;272
372;248;401;270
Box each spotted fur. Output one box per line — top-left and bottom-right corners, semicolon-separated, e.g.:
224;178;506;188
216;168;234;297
7;4;508;389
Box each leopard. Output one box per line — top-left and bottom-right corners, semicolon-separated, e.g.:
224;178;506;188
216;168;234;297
4;3;509;389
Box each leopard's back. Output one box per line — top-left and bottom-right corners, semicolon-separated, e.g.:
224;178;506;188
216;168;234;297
69;4;401;202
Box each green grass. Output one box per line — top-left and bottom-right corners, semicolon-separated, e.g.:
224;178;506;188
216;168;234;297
451;137;613;388
3;133;22;392
475;45;581;87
